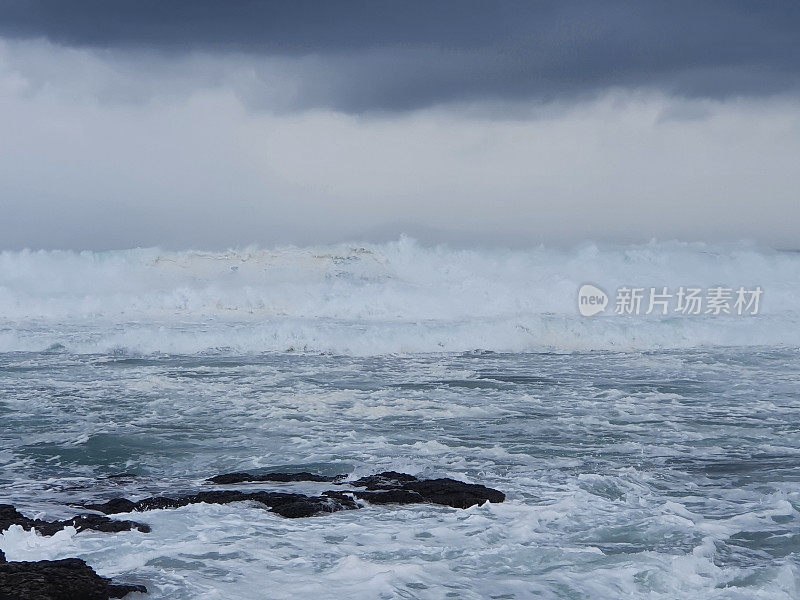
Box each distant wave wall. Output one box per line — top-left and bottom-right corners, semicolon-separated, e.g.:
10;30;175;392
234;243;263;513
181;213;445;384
0;238;798;354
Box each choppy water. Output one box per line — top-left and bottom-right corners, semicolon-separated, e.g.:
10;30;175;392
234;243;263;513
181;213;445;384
1;348;798;599
1;240;799;598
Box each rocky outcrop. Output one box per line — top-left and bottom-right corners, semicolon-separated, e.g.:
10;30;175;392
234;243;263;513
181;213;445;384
207;472;339;484
84;471;505;519
0;557;146;599
349;471;506;508
207;470;506;508
0;504;150;536
85;489;359;519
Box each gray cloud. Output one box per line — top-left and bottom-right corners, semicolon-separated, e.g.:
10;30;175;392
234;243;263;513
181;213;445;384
0;1;799;112
1;2;800;252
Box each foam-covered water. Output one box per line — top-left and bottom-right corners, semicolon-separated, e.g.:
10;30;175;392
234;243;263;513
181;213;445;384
1;238;798;354
1;241;798;598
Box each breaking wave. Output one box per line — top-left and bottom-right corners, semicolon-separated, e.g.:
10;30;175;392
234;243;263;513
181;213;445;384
0;237;798;355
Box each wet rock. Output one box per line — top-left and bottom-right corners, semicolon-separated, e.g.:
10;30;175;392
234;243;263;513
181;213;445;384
86;489;359;519
0;504;150;536
0;557;146;599
349;471;421;488
271;497;351;518
350;489;425;505
83;471;504;520
130;496;189;512
348;472;505;508
403;477;505;508
69;514;151;535
85;498;137;514
207;471;339;484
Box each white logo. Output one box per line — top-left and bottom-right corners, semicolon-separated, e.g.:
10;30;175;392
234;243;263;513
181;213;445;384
578;284;608;316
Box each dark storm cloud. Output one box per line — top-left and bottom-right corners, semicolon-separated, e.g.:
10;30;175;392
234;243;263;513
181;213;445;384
0;0;799;112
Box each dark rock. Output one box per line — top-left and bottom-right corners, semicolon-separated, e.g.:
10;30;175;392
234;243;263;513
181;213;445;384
269;501;322;519
266;492;359;518
349;471;420;488
0;557;146;599
351;489;425;505
347;472;505;508
0;549;5;563
244;491;310;507
86;490;359;519
84;498;137;514
82;471;503;520
404;477;506;507
0;504;150;537
207;472;339;484
133;496;189;512
271;498;349;519
69;514;151;535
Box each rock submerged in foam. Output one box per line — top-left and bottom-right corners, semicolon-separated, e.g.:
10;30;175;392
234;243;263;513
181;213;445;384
85;489;359;519
83;471;504;519
208;470;506;509
0;503;150;536
207;471;340;484
2;473;504;528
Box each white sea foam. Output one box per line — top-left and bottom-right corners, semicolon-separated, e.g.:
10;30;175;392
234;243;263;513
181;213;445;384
0;238;798;354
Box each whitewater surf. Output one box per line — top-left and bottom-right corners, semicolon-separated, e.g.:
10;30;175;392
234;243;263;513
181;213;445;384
0;239;798;599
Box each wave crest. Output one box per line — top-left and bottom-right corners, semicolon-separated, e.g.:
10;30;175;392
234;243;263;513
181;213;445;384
1;238;798;354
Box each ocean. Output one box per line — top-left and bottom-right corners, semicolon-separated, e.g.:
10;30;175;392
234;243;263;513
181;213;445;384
0;239;798;599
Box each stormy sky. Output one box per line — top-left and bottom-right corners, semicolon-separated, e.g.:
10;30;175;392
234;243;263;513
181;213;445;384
1;1;799;249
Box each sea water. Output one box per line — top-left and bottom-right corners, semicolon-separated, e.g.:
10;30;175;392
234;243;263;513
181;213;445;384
0;239;798;599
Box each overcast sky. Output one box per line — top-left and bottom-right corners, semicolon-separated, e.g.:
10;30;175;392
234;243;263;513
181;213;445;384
1;1;799;250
